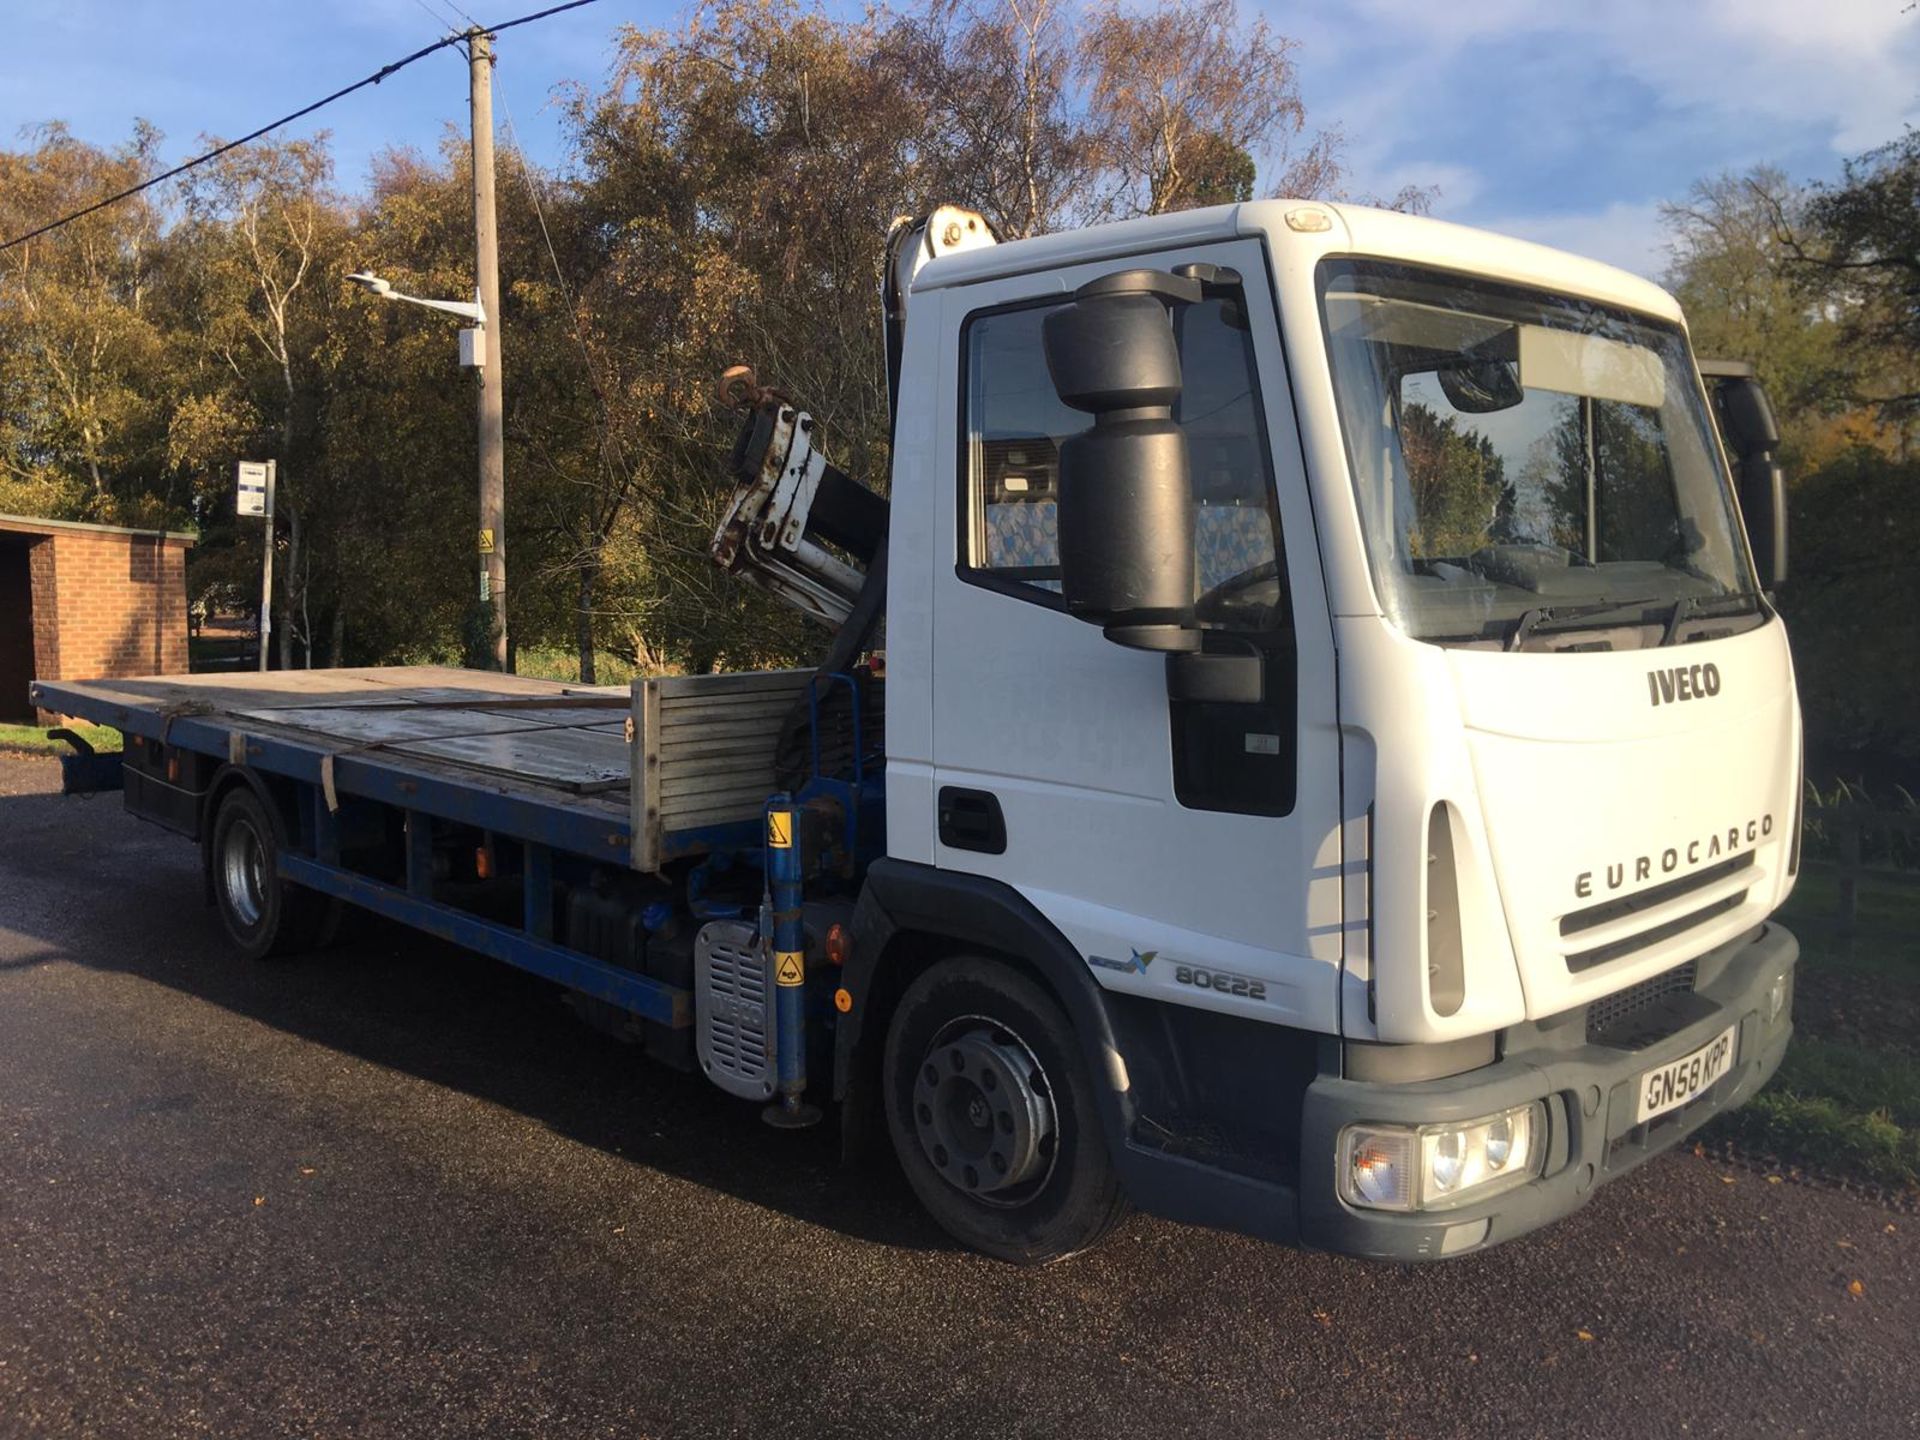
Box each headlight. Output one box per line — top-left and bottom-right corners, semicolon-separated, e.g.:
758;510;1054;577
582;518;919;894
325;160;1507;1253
1339;1102;1546;1212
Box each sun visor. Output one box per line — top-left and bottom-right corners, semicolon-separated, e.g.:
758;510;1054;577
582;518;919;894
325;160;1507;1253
1517;325;1665;409
1322;292;1512;353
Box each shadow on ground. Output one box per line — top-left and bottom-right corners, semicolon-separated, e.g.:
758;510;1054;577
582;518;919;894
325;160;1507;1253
0;759;945;1255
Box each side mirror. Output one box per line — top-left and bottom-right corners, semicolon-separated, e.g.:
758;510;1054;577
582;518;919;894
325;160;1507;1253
1702;365;1787;589
1737;453;1788;591
1042;269;1204;652
1436;359;1523;414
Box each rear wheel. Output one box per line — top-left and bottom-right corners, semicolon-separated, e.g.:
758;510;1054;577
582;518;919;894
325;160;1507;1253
208;787;335;959
883;956;1129;1264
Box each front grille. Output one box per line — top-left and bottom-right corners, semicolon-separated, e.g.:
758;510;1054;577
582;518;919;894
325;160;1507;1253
1565;892;1744;972
1561;851;1755;939
1585;960;1700;1048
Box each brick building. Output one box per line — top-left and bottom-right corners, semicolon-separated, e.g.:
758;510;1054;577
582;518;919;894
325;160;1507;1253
0;514;196;721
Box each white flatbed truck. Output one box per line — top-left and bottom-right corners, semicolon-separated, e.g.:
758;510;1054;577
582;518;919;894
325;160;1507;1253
35;198;1801;1263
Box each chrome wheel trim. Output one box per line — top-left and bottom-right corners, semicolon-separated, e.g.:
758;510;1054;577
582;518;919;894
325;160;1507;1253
220;815;267;929
911;1014;1058;1208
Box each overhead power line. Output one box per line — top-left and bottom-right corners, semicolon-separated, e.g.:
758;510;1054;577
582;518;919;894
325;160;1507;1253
0;0;602;254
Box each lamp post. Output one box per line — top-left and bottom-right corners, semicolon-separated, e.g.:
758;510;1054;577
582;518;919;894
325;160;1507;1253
347;269;507;668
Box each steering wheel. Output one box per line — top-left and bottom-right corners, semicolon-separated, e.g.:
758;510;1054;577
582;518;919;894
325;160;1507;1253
1194;560;1284;619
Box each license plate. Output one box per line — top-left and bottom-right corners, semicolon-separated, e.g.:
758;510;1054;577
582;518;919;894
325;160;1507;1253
1635;1025;1738;1123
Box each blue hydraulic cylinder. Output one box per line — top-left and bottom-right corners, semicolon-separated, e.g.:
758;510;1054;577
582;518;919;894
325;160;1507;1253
762;798;818;1127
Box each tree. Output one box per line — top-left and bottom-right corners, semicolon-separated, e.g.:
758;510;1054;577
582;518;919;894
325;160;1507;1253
1398;402;1509;557
1661;141;1919;770
1785;447;1920;763
180;137;345;666
1078;0;1338;217
1801;130;1920;437
0;1;1437;682
0;123;170;521
561;0;932;675
890;0;1089;238
1661;167;1855;469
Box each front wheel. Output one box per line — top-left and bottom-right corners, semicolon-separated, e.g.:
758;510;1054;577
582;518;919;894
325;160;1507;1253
883;956;1130;1263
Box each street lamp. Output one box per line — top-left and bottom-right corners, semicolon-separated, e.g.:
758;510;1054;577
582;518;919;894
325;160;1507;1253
347;271;486;325
348;268;507;669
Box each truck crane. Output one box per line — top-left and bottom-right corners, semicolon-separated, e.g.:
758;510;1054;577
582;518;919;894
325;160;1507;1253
36;198;1800;1264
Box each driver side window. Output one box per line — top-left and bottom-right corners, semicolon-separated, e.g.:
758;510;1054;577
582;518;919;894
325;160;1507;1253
961;296;1288;629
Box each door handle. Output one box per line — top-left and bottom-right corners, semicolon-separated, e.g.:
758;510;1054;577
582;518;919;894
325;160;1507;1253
938;787;1007;854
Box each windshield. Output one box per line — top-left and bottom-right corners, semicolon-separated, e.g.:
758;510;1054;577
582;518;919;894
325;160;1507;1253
1317;259;1760;649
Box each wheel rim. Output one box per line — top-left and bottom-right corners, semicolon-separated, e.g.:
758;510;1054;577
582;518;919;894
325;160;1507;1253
911;1016;1057;1207
220;815;267;929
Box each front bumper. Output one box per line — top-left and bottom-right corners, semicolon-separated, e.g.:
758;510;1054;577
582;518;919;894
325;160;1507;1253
1295;922;1797;1260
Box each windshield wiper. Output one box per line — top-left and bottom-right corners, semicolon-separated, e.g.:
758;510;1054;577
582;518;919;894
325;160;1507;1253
1661;590;1764;646
1661;595;1699;647
1505;596;1664;651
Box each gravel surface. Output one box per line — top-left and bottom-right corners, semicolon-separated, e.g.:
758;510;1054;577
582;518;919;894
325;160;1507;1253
1;754;1915;1439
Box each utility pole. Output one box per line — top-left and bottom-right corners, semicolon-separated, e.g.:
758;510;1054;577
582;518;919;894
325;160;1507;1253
468;26;508;670
258;461;276;671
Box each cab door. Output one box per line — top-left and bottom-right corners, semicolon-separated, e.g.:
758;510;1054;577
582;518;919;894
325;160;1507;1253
926;238;1345;1032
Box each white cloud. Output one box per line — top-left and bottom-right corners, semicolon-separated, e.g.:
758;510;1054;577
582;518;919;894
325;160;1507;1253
1333;0;1920;156
1476;200;1672;280
1276;0;1916;283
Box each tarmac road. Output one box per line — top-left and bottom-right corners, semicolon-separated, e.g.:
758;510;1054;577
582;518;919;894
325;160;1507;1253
0;754;1914;1440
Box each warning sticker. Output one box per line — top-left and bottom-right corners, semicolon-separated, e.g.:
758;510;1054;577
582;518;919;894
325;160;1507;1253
767;810;793;849
477;528;495;554
775;951;804;986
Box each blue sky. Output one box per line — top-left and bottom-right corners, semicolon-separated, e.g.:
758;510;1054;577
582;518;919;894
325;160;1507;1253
4;0;1916;279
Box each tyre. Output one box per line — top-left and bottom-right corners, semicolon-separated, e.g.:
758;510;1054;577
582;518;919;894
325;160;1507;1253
208;786;335;960
883;956;1130;1264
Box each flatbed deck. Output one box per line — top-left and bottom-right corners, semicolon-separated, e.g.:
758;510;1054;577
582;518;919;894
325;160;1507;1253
33;666;639;859
31;663;825;876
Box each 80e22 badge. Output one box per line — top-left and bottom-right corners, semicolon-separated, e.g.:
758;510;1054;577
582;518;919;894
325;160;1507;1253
1173;964;1267;1002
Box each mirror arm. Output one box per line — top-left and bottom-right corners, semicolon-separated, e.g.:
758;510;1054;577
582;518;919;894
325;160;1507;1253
1172;262;1244;299
1073;268;1204;306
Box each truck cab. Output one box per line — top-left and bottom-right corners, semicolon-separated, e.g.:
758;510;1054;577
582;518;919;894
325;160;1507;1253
848;199;1799;1260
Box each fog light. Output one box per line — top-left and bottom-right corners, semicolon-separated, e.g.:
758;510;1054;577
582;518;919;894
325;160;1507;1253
1339;1102;1546;1212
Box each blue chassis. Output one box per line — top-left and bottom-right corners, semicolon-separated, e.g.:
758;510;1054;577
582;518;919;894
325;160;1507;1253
36;673;880;1035
34;684;785;1032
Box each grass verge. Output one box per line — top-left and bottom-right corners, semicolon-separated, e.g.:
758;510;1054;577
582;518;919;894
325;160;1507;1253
0;722;123;756
1714;1039;1920;1188
514;645;641;689
1706;870;1920;1190
514;645;641;691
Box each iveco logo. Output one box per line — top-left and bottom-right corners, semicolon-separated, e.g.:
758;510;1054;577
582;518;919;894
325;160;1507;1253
1647;663;1721;706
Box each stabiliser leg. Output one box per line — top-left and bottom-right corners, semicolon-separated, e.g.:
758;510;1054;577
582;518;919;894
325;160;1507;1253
762;798;822;1129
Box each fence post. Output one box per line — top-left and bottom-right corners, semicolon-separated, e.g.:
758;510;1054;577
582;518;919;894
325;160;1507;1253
1837;814;1861;936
